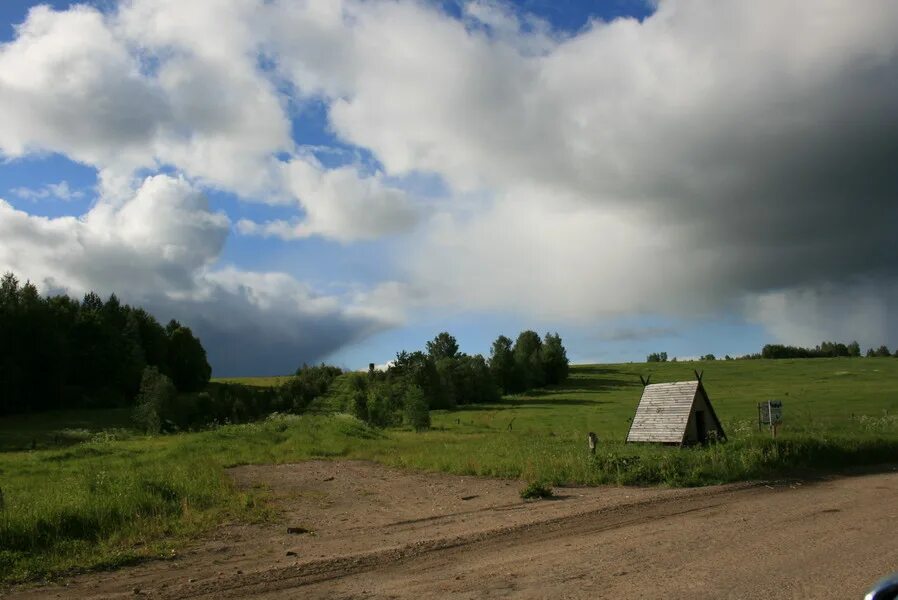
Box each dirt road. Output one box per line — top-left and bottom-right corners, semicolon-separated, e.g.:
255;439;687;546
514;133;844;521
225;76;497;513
8;461;898;599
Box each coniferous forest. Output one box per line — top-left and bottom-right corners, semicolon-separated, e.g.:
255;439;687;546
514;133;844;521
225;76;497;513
0;272;210;415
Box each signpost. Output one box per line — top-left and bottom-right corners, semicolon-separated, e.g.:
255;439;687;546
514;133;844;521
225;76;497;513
758;400;783;438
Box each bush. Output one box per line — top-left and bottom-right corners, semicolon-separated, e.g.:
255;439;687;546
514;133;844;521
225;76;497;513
335;372;370;422
520;481;553;499
366;381;403;427
403;385;430;431
132;367;176;434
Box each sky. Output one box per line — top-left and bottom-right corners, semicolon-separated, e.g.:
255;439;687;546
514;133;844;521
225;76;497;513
0;0;896;376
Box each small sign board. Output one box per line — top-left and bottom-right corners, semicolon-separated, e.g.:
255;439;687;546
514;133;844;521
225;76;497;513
758;400;783;425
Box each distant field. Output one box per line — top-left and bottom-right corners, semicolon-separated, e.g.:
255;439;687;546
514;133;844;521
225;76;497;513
211;376;295;387
2;358;898;583
440;358;898;440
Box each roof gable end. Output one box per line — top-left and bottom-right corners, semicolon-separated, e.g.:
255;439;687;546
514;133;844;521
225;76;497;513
626;381;699;444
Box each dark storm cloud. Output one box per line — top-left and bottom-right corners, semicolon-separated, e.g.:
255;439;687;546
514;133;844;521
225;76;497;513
150;292;386;377
389;0;898;345
648;53;898;294
598;326;681;342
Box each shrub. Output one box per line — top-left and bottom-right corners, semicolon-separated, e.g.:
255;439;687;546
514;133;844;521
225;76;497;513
334;372;370;422
132;367;176;434
403;385;430;431
520;481;553;499
366;381;403;427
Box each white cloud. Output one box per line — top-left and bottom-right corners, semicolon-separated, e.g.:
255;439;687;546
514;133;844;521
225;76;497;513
9;180;84;202
237;157;420;242
0;5;167;170
0;1;291;201
0;175;227;294
116;0;294;200
345;280;423;327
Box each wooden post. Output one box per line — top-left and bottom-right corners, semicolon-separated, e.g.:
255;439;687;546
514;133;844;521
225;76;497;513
587;432;598;455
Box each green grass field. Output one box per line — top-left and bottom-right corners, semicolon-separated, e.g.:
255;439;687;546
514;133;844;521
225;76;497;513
211;376;295;388
2;358;898;583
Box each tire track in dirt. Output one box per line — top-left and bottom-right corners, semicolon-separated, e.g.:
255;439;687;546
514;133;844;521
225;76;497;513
150;483;761;599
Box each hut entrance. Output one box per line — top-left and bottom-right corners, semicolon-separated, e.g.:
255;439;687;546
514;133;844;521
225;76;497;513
695;410;707;443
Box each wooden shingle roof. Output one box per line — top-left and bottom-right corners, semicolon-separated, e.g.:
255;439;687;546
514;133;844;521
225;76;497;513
626;381;699;444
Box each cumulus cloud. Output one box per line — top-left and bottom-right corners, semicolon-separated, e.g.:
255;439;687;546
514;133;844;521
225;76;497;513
116;0;294;200
0;1;292;199
0;175;230;293
237;157;420;242
9;181;84;202
0;176;392;375
0;5;167;169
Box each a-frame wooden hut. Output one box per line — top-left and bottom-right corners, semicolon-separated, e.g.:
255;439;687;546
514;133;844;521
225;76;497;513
626;374;726;445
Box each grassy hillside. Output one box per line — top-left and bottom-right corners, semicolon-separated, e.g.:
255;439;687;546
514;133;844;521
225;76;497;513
2;358;898;583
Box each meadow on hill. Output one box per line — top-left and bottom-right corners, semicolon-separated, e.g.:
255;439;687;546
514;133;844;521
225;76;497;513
2;358;898;583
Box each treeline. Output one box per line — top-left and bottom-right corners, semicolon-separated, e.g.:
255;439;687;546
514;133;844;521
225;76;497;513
0;273;211;415
761;341;863;359
646;340;898;363
747;341;894;359
333;330;569;429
